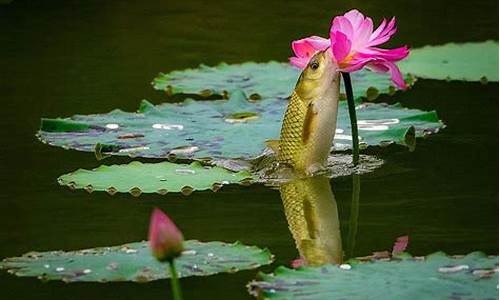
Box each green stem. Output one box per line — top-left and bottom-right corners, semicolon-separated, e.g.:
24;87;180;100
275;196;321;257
346;174;361;259
341;72;360;166
168;260;183;300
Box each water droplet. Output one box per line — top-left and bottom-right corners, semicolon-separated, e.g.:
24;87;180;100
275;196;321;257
106;123;120;129
335;128;344;133
438;265;469;273
152;123;184;130
56;267;65;272
358;119;399;125
182;250;197;255
339;264;351;270
83;269;92;274
175;169;196;175
169;146;199;155
358;124;389;131
334;134;353;141
44;264;50;269
125;249;138;254
118;146;150;153
207;253;215;257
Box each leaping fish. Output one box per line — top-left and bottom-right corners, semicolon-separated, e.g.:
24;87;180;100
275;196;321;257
267;49;340;175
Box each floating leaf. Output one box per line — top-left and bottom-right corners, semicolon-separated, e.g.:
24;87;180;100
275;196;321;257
38;91;443;159
152;61;413;100
248;252;498;300
0;240;273;283
400;41;499;82
58;161;253;196
60;153;383;196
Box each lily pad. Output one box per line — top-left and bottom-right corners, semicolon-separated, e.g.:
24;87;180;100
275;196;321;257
58;161;253;196
152;61;412;100
248;252;498;300
0;240;273;283
400;41;499;82
38;91;443;159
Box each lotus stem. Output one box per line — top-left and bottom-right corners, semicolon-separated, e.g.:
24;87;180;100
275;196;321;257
341;72;360;166
346;174;360;259
168;260;183;300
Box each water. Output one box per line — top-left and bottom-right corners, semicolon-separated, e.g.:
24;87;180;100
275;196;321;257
0;0;498;299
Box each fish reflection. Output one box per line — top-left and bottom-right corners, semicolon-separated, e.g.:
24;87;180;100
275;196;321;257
279;175;342;266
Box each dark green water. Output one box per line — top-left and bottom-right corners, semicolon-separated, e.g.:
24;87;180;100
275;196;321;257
0;0;498;299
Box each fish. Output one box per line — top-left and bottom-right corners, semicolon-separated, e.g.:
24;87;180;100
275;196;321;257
269;49;340;176
279;175;343;266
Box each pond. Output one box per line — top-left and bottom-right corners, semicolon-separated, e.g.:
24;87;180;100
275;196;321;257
0;0;498;299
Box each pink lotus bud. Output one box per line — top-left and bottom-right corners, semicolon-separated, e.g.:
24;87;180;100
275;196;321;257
148;208;184;262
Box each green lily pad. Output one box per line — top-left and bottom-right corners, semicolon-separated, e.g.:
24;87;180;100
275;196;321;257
400;41;499;82
0;240;273;283
38;91;443;159
152;62;412;100
248;252;498;300
58;161;253;196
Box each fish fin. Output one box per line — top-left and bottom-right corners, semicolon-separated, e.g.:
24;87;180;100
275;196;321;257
302;102;318;144
265;139;281;154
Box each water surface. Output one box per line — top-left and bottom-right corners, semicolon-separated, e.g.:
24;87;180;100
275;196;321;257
0;0;498;299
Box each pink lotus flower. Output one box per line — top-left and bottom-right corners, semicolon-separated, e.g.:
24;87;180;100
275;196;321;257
290;36;330;69
289;9;409;89
149;208;184;262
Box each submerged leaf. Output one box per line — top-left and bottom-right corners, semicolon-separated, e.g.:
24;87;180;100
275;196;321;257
58;161;253;196
400;41;499;82
0;240;273;282
249;252;498;300
152;61;413;100
38;91;443;159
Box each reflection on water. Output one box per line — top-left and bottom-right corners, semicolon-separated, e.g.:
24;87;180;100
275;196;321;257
278;175;343;266
346;174;360;259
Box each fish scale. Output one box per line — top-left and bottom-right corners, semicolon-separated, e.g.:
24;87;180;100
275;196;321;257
278;90;312;172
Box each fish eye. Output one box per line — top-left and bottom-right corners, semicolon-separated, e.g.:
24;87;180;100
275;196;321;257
310;61;320;70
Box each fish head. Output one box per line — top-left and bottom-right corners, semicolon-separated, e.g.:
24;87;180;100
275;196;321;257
295;49;339;101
